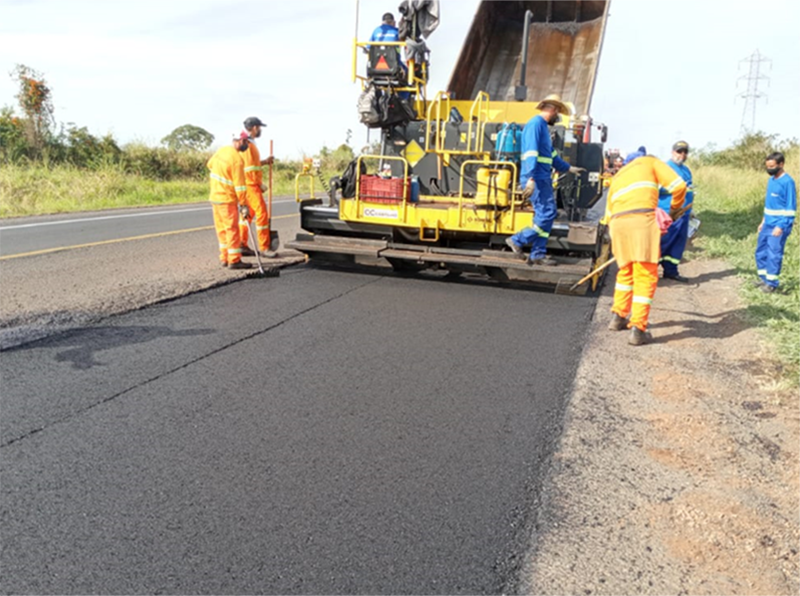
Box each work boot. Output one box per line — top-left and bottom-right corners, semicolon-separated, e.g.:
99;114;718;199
751;278;766;288
269;235;281;252
663;272;689;283
228;261;253;270
258;250;279;259
608;313;628;331
505;237;525;259
760;283;777;294
529;255;557;266
240;246;256;257
628;326;651;346
220;261;228;268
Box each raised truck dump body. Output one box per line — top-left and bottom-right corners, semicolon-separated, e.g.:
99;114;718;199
448;1;609;114
287;0;612;293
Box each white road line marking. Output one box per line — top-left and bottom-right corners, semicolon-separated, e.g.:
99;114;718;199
0;199;295;231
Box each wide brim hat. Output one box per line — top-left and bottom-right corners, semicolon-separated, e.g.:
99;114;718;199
536;94;571;116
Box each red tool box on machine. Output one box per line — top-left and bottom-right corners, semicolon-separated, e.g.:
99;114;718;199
359;175;409;203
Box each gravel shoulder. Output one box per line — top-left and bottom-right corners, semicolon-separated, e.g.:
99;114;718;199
524;258;799;595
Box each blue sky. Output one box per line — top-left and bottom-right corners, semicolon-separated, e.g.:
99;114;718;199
1;0;798;161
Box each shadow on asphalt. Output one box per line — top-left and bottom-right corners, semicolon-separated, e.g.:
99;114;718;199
6;325;215;370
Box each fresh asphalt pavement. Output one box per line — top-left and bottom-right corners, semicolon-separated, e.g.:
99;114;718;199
0;265;597;594
0;198;299;258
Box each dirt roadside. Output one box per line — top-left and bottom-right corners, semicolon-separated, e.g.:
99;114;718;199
523;258;799;595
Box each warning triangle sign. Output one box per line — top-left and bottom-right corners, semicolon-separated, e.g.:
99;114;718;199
375;55;390;71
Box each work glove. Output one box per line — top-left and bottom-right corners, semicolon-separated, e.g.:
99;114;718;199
569;166;586;175
521;178;535;200
260;183;268;193
239;204;250;219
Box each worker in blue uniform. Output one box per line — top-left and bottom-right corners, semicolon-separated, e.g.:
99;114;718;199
370;12;400;43
657;140;695;282
505;94;584;266
755;151;796;293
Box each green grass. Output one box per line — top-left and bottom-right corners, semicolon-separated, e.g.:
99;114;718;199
691;159;799;385
0;163;300;218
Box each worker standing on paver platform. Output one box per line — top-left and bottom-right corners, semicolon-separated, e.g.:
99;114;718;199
755;151;796;293
207;132;252;270
506;94;585;266
238;116;277;258
605;150;687;345
658;140;695;283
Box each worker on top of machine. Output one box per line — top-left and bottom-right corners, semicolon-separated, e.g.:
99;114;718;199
371;12;400;43
657;140;695;283
238;116;278;258
505;94;584;266
605;149;687;345
207;132;252;270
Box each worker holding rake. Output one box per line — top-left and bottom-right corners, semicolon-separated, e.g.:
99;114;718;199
239;116;278;258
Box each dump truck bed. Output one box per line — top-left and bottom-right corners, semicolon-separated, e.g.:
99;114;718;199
447;0;610;114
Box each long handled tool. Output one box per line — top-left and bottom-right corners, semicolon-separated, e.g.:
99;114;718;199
566;256;616;293
558;204;693;294
268;139;280;253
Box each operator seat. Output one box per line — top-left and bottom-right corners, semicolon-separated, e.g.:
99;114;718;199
367;44;406;84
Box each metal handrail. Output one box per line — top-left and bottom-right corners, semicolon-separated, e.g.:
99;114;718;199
354;154;411;222
457;160;519;229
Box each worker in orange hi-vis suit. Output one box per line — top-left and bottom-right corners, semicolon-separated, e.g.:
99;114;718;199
207;132;253;270
604;148;687;345
238;116;277;257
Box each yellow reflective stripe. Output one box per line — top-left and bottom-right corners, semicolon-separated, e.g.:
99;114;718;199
551;150;558;157
661;256;681;264
235;185;247;192
765;273;779;280
522;150;539;160
537;156;553;164
666;177;683;192
633;296;653;305
615;283;633;292
757;269;768;275
228;248;243;255
210;172;234;186
244;166;261;172
610;181;659;203
764;208;796;216
533;224;549;238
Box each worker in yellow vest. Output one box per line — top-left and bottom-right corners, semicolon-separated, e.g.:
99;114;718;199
207;132;252;269
605;148;686;345
238;116;278;257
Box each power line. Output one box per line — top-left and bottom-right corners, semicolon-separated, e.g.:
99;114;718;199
735;49;771;135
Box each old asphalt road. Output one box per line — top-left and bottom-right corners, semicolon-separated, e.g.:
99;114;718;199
1;263;597;594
